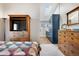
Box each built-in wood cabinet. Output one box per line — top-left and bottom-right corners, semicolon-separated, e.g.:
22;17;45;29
58;30;79;56
9;15;31;41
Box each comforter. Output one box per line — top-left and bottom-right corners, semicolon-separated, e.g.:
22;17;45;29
0;41;40;56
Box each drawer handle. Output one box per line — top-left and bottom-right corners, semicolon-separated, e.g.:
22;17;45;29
64;45;66;47
71;44;73;46
71;50;74;53
71;37;74;40
64;40;66;42
64;36;66;38
71;33;74;35
64;51;66;53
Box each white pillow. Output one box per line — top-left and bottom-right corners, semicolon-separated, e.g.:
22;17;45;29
6;42;14;45
8;44;18;49
24;42;32;44
0;45;6;51
0;45;6;49
20;44;29;48
15;42;23;44
15;42;23;46
0;41;5;45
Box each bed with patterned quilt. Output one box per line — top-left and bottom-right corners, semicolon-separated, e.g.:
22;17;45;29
0;41;41;56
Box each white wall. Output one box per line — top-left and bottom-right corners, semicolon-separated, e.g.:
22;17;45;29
59;3;79;30
54;4;60;14
0;4;3;18
3;3;40;41
0;4;4;41
40;3;58;21
31;19;40;41
0;18;4;41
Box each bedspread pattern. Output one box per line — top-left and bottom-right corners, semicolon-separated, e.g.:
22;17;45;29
0;41;39;56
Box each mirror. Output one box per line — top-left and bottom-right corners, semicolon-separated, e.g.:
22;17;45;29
67;7;79;25
68;11;79;24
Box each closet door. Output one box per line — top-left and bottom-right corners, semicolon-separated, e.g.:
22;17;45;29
52;14;60;44
0;18;4;41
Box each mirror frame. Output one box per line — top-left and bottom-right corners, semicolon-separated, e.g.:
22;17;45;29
67;6;79;25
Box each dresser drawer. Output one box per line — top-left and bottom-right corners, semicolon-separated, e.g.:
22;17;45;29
69;32;79;37
58;31;67;35
58;44;69;56
68;41;79;49
69;48;79;56
58;35;67;39
68;37;79;44
59;44;79;56
58;33;65;38
58;39;67;44
58;44;69;50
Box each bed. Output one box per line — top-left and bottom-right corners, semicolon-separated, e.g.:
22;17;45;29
0;41;41;56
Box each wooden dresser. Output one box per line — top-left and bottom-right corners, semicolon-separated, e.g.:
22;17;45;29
58;30;79;56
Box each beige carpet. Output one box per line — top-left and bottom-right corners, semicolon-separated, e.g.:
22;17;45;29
38;37;52;44
40;44;64;56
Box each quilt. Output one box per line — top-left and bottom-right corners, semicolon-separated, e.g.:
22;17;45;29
0;41;41;56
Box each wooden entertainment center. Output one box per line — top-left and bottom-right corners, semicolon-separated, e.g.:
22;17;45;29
9;15;31;41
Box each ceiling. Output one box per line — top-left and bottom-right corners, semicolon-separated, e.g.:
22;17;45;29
60;3;79;14
40;3;59;21
40;3;79;21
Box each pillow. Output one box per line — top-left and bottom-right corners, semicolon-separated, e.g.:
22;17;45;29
32;42;38;47
28;47;36;56
8;44;18;49
15;42;23;46
6;42;14;47
0;45;6;51
0;41;5;45
20;44;30;48
24;42;32;46
31;43;38;52
33;42;38;45
6;42;14;45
